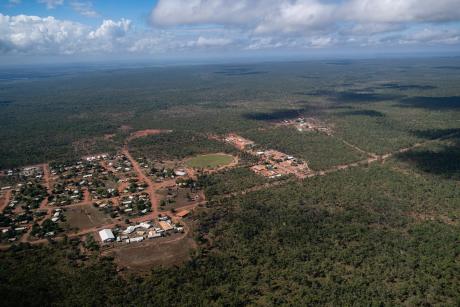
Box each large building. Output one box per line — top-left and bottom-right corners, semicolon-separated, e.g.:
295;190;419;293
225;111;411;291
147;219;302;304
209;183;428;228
158;221;173;232
99;229;115;243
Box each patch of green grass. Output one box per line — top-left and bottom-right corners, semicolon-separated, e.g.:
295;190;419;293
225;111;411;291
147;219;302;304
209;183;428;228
186;153;234;169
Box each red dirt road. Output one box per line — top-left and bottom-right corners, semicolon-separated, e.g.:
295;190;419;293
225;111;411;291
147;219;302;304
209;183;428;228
0;189;12;213
39;163;52;210
122;147;160;218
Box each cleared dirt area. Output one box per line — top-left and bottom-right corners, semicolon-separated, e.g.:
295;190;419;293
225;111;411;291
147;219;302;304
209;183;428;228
157;188;204;212
104;133;115;140
64;205;115;231
107;232;196;271
127;129;172;142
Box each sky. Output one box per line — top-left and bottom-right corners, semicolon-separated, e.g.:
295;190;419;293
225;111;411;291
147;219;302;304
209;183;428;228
1;0;460;64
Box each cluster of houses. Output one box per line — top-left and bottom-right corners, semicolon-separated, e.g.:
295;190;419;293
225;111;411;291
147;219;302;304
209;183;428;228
2;166;44;180
84;154;109;162
251;149;311;179
221;133;312;179
0;182;49;242
49;181;84;206
135;157;189;182
106;154;133;174
0;148;200;246
98;215;183;245
224;133;255;150
280;117;333;136
118;194;151;216
49;155;134;206
92;192;152;220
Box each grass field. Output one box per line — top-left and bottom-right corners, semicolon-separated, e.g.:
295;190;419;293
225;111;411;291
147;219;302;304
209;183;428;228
185;153;234;169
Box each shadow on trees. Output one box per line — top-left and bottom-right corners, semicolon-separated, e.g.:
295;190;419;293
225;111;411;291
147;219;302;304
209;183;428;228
297;75;319;79
325;61;354;65
242;109;305;121
412;128;460;139
333;92;402;103
434;66;460;70
214;67;268;76
396;129;460;179
378;83;436;91
339;109;385;117
299;89;402;103
398;96;460;110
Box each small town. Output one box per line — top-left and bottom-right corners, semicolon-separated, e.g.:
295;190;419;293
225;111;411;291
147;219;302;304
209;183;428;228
0;131;210;269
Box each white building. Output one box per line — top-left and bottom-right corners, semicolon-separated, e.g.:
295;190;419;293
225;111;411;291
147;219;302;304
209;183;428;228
174;170;187;176
99;229;115;243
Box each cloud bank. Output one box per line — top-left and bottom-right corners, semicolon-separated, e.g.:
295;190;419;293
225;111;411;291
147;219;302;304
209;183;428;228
0;0;459;56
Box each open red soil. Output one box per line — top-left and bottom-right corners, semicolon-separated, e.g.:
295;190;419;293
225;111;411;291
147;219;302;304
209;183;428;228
0;190;12;213
127;129;172;142
107;233;196;271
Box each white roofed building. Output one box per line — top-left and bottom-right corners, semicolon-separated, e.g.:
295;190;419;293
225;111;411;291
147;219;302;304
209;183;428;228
99;229;115;243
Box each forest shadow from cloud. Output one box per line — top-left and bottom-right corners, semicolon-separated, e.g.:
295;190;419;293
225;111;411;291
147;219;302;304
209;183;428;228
396;128;460;180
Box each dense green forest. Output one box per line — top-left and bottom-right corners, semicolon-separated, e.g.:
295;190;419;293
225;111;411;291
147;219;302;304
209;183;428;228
1;58;460;168
129;131;236;161
198;167;270;198
1;58;460;305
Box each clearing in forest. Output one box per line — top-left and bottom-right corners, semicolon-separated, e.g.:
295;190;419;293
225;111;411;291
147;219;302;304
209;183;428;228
127;129;173;142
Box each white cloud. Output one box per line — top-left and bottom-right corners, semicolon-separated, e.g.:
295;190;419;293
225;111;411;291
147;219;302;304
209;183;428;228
399;28;460;45
88;19;132;40
37;0;64;9
193;36;232;47
151;0;266;26
151;0;460;34
343;0;460;24
8;0;22;5
0;14;87;54
310;36;333;48
255;0;336;34
146;0;460;53
0;13;135;55
246;37;283;50
2;0;460;58
70;1;99;18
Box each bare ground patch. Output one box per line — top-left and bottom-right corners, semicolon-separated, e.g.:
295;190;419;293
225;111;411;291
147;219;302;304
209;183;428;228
64;205;115;231
107;232;196;272
127;129;173;142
